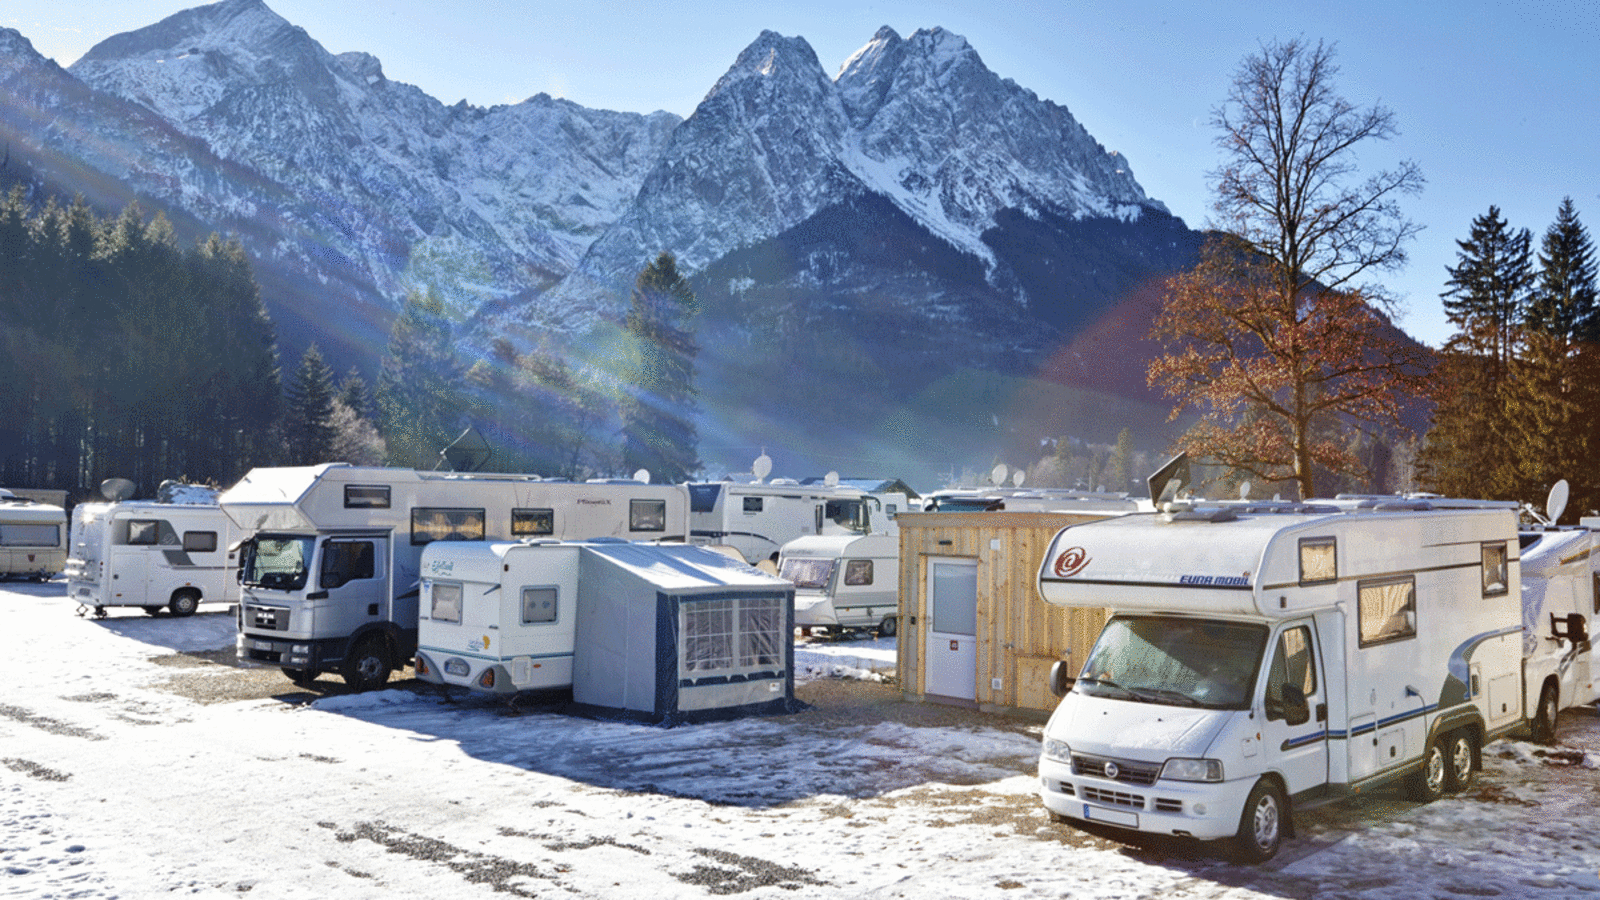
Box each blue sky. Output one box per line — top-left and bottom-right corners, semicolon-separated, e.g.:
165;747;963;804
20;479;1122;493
6;0;1598;348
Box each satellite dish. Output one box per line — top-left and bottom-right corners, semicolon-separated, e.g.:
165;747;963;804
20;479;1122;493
438;425;492;472
1546;479;1570;525
1012;470;1026;488
1146;453;1190;506
100;478;137;502
752;453;773;482
991;463;1008;486
1239;481;1252;501
633;469;651;485
824;471;840;488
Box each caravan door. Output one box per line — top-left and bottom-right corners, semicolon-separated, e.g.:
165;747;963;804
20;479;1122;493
1260;621;1330;796
924;558;978;700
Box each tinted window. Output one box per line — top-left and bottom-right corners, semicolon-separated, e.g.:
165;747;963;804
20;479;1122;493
182;531;218;553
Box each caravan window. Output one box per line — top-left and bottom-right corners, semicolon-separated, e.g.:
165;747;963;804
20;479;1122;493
512;508;554;537
1481;542;1509;596
1299;537;1337;585
182;531;218;553
681;595;785;677
743;496;763;514
127;519;162;545
844;559;873;586
1358;576;1416;646
630;499;667;533
344;485;390;509
779;557;835;589
429;582;462;624
0;523;59;547
521;586;558;624
411;508;485;545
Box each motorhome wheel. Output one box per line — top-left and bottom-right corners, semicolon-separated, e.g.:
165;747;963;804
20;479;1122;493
342;635;391;691
1231;780;1286;864
168;589;200;617
1405;739;1447;802
878;615;897;638
1531;683;1559;744
1444;731;1476;793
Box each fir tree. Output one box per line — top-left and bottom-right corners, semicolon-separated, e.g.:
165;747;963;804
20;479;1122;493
285;344;338;464
1528;197;1599;343
1441;206;1534;374
618;252;701;483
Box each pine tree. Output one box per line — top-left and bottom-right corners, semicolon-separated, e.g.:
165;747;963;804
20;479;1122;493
285;344;338;464
619;252;701;483
1441;206;1534;374
1528;197;1598;343
374;287;464;469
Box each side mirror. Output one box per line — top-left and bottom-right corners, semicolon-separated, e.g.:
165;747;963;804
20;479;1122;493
1049;659;1074;698
1568;612;1589;644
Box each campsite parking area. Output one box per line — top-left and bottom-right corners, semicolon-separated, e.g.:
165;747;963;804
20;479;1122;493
4;580;1599;899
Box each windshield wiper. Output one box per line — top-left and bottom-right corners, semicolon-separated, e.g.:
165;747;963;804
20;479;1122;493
1141;688;1202;707
1076;676;1142;701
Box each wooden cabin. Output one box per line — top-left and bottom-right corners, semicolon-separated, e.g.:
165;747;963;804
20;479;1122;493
895;511;1116;716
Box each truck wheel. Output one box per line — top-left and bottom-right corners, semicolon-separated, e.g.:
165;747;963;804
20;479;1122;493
281;667;318;686
1444;730;1476;793
168;589;200;617
342;635;391;691
1405;738;1447;803
1231;779;1286;864
878;615;897;638
1531;683;1559;744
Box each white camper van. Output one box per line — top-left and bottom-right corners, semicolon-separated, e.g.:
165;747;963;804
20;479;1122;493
0;489;67;581
1519;525;1600;742
778;533;900;635
221;464;689;690
415;539;796;723
688;480;890;566
65;500;238;615
1033;497;1524;862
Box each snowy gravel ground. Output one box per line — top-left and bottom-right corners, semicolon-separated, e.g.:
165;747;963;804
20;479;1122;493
2;578;1598;899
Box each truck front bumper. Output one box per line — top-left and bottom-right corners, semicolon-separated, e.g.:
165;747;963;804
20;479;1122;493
237;633;339;672
1038;754;1249;842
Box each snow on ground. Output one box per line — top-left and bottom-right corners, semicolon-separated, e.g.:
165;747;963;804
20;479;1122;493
3;579;1600;899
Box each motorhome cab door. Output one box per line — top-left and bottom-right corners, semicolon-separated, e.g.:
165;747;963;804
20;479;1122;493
924;558;978;700
315;536;386;639
1259;620;1330;797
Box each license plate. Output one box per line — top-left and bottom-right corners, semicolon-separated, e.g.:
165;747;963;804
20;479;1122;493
253;640;275;651
1083;804;1139;828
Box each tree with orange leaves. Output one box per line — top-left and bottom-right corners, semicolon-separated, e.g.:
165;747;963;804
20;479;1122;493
1149;39;1430;500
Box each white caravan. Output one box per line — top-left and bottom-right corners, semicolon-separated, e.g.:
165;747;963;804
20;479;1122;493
778;533;900;636
687;479;890;566
1034;497;1524;863
65;500;238;615
414;539;796;724
0;489;67;581
221;464;689;690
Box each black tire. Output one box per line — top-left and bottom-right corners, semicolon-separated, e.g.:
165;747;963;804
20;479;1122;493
1405;738;1448;803
1231;779;1287;864
280;667;318;686
341;634;391;691
1444;730;1476;793
1531;682;1559;744
878;615;897;638
168;590;200;617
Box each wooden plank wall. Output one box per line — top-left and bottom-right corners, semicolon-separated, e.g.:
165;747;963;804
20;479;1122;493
896;511;1112;715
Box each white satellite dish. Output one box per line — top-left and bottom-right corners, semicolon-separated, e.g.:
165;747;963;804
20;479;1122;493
100;477;137;502
991;463;1008;486
824;471;840;488
1012;470;1026;488
1239;481;1252;501
632;469;651;485
752;453;773;483
1546;479;1570;525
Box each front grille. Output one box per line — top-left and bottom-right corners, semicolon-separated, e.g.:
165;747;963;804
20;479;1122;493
1154;798;1184;813
248;605;287;631
1080;785;1145;809
1071;752;1161;786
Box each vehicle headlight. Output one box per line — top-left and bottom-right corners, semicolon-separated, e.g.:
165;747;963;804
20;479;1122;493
1042;738;1072;763
1161;758;1224;782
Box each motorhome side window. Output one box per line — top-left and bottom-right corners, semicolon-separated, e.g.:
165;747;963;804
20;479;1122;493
344;485;390;509
629;499;667;533
429;581;462;624
844;559;873;586
521;586;558;624
1265;626;1317;724
127;520;162;545
182;531;218;553
319;540;375;589
743;496;763;514
411;508;486;545
512;508;554;537
1358;576;1416;646
1298;537;1336;585
1481;542;1509;596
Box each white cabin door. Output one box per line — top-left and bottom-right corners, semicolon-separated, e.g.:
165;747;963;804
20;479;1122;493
1260;622;1329;796
110;549;151;606
924;558;978;700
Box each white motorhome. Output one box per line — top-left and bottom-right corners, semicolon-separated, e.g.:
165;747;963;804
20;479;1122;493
65;500;238;615
1033;497;1524;862
220;464;689;690
1519;528;1599;741
687;479;889;566
0;489;67;582
778;533;900;636
414;539;797;723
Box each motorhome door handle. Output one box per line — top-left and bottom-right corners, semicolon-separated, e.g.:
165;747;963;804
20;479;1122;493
1316;703;1327;723
306;590;328;600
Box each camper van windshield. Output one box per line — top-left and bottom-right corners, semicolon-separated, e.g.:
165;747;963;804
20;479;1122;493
1077;615;1268;710
779;557;836;590
824;499;871;534
242;535;313;591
